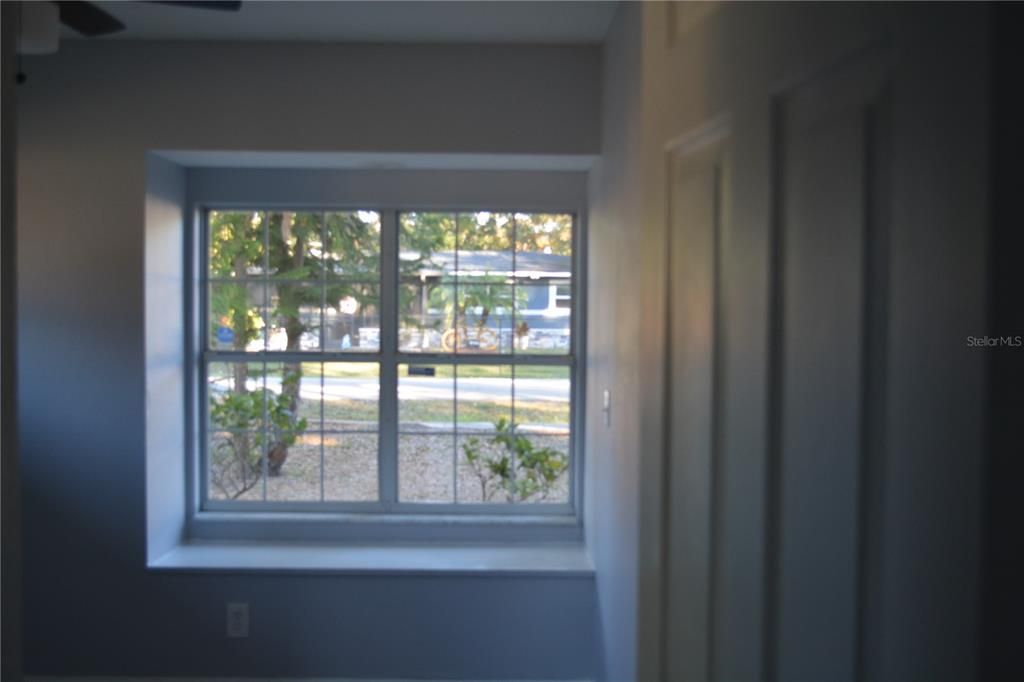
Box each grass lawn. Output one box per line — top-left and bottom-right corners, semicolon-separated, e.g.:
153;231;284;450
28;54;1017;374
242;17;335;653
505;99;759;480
210;362;568;380
299;397;568;426
309;362;568;380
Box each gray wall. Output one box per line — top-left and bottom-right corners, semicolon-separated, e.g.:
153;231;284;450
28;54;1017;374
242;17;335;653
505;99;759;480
583;5;642;681
22;41;599;155
2;3;22;681
984;6;1024;678
586;4;991;681
17;41;600;678
630;4;989;681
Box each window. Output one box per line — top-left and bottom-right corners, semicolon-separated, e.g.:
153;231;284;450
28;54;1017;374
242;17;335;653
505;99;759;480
554;284;573;310
200;209;577;514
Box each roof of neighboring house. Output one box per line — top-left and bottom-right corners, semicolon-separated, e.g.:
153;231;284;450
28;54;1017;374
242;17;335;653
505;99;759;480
400;250;571;278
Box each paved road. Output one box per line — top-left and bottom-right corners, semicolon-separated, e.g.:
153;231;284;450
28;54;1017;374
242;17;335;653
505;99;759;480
212;376;569;403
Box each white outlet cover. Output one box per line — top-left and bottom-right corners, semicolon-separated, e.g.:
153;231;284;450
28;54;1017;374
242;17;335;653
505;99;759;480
226;602;250;638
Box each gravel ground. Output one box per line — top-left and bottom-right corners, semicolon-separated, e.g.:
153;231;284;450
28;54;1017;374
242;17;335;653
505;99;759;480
219;430;569;504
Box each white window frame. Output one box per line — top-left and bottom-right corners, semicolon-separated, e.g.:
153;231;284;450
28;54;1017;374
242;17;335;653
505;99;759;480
182;168;587;543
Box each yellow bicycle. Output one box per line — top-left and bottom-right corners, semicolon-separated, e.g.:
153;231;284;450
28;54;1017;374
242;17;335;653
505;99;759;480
441;325;499;352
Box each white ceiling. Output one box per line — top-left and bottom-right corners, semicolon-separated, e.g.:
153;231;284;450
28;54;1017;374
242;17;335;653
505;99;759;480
65;1;619;44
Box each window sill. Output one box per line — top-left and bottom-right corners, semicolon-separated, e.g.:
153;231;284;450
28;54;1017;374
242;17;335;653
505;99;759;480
149;540;595;577
186;510;584;544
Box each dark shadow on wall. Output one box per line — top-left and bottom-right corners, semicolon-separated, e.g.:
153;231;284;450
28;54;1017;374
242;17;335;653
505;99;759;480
2;2;22;681
982;3;1024;680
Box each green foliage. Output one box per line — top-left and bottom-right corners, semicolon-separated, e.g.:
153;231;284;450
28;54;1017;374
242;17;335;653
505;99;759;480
513;213;573;256
428;276;521;332
325;211;381;278
209;283;264;349
206;210;380;478
208;211;263;277
205;209;572;492
400;212;455;256
395;213;570;342
400;211;572;262
208;209;382;328
462;417;568;503
209;367;309;498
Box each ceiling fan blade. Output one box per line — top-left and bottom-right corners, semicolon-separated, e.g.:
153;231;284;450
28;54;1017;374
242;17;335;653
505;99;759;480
148;1;242;10
56;1;126;37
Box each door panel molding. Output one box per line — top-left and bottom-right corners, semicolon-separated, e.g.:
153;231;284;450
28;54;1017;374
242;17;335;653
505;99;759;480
764;47;890;682
662;119;731;682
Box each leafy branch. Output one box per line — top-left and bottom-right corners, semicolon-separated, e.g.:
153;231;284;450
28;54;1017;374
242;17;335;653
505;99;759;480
461;418;568;502
208;370;308;499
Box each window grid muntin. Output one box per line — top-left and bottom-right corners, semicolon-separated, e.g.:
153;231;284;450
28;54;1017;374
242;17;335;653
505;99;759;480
199;207;577;513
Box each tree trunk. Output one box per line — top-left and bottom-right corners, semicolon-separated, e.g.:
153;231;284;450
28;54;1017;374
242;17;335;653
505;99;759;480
231;252;253;481
270;211;304;476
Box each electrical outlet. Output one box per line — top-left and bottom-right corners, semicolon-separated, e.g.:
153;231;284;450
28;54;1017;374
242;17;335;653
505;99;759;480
602;389;611;427
226;602;249;638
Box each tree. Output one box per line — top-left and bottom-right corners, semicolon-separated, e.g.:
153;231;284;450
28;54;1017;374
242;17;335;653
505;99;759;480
399;212;569;348
429;277;525;351
205;210;572;495
509;213;572;255
207;210;380;491
207;211;263;497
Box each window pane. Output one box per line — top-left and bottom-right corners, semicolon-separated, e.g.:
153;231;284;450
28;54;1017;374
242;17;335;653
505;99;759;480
555;283;572;309
458;429;570;505
515;283;571;354
456;213;514;355
515;213;573;269
399;212;457;353
209;430;266;501
324;283;379;351
454;365;571;504
456;365;511;430
399;433;454;503
256;362;378;502
514;366;570;503
268;282;322;351
453;364;511;503
399;364;453;432
400;212;457;278
208;281;267;351
324;432;378;501
207;361;269;501
517;434;570;504
514;366;571;434
265;431;322;502
514;213;572;355
258;363;316;483
457;433;493;502
321;362;379;432
207;361;265;431
266;211;324;280
458;283;516;354
325;211;381;280
208;210;265;279
203;207;576;512
290;364;321;428
459;211;513;255
399;282;453;353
